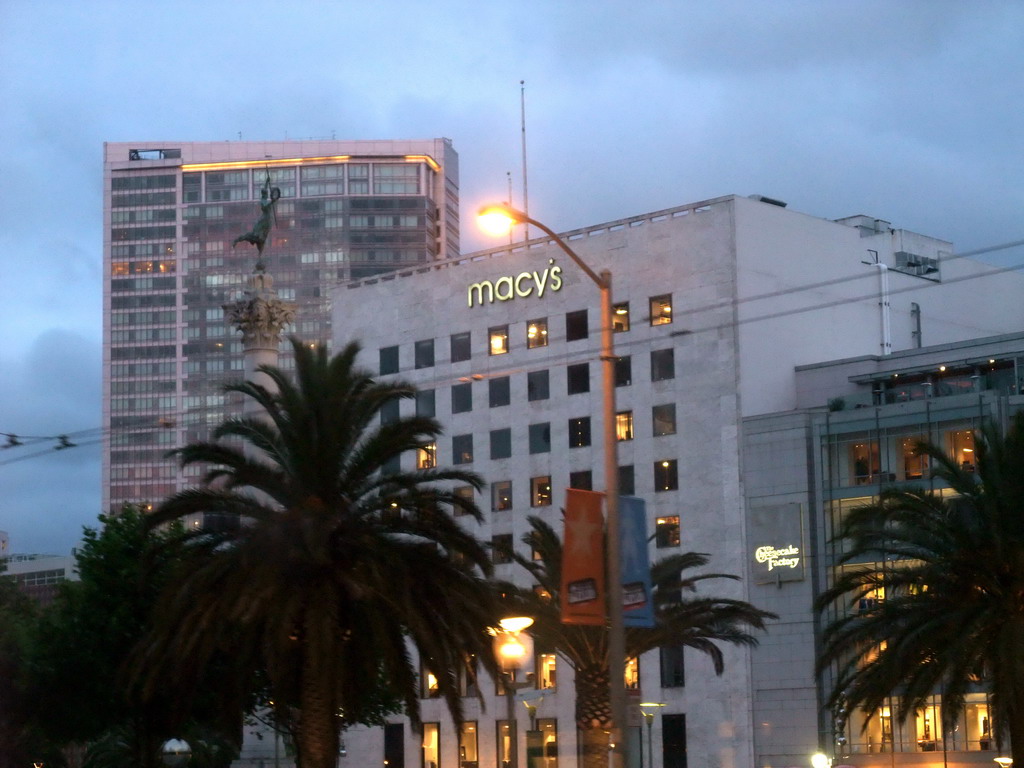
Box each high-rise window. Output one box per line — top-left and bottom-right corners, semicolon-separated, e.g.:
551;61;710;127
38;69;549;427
492;480;513;511
651;349;675;381
566;309;588;341
653;403;676;436
492;534;513;564
452;434;473;464
414;339;434;369
415;389;435;417
380;345;399;375
569;417;591;448
660;646;685;687
491;428;512;460
616;411;634;441
619;465;635;496
421;723;440;768
380;398;399;425
453;486;474;516
569;470;593;490
489;376;511;407
531;476;553;507
613;302;630;332
656;516;681;547
417;442;436;470
567;363;590;395
650;294;673;325
451;383;472;414
529;423;551;454
528;370;550;401
489;326;509;355
527;318;549;348
450;332;471;363
615;356;632;387
655;460;679;491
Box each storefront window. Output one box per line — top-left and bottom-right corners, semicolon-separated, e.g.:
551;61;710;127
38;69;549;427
947;428;976;472
899;435;929;480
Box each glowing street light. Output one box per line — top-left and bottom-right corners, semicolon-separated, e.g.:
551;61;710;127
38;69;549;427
639;702;666;768
493;616;535;768
479;203;627;768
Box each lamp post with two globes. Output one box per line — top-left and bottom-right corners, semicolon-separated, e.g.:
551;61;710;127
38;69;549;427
479;204;627;768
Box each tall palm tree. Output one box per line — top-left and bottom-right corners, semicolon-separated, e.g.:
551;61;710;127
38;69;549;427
495;516;775;768
138;338;501;768
815;412;1024;764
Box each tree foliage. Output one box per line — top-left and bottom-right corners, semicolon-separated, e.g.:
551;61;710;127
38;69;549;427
816;412;1024;763
139;338;502;768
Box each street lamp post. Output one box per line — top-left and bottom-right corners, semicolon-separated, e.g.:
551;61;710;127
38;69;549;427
639;703;666;768
479;205;626;768
494;616;536;768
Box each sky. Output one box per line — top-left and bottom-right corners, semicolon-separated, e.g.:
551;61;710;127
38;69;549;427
1;0;1023;554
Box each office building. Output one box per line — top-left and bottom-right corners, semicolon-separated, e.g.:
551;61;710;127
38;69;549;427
331;194;1024;768
102;138;459;513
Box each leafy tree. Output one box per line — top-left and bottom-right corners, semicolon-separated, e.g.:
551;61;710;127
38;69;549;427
495;516;775;768
816;412;1024;764
139;338;501;768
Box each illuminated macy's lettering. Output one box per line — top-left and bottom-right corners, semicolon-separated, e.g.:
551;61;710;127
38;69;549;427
467;259;563;308
755;544;800;571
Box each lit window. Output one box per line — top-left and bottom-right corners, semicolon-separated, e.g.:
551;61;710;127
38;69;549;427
947;428;976;472
656;516;680;547
652;403;676;436
531;476;552;507
459;722;479;766
492;480;513;511
537;653;557;689
489;326;509;355
527;318;549;348
452;434;473;465
613;302;630;332
650;294;673;325
624;656;639;689
569;417;591;448
538;720;558;768
417;442;436;470
422;722;440;768
655;460;678;491
616;411;633;441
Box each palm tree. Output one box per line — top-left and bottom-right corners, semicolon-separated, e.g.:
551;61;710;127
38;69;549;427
815;412;1024;764
495;516;775;768
137;338;501;768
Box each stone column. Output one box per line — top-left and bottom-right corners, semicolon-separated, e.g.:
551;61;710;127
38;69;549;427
224;272;296;408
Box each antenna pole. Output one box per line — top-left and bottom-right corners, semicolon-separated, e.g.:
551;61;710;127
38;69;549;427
520;79;529;243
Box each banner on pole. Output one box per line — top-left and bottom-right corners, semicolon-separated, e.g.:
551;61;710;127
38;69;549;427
619;495;655;628
561;488;606;625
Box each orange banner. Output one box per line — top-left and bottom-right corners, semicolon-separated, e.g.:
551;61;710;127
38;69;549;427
561;488;606;625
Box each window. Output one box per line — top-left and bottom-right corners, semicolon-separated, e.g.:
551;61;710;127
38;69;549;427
656;516;681;547
655;460;679;491
947;428;976;472
492;480;513;511
527;318;548;348
450;332;471;363
615;356;632;387
619;465;635;496
384;723;404;768
453;486;474;517
492;534;513;564
650;294;673;325
537;653;557;689
422;722;440;768
459;722;478;768
613;302;630;332
497;722;512;768
569;417;591;448
537;719;558;768
566;309;588;341
660;645;685;687
528;370;550;401
569;470;593;490
653;404;676;436
531;476;552;507
451;383;472;414
662;714;687;768
567;363;590;395
414;339;435;369
491;428;512;460
416;389;435;417
529;422;551;454
651;349;675;381
489;325;509;355
380;398;400;425
452;434;473;464
624;656;639;689
616;411;634;441
417;442;436;470
380;345;399;375
899;434;929;480
422;663;440;698
489;376;511;407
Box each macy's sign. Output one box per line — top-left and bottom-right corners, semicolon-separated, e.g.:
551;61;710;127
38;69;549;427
467;260;563;308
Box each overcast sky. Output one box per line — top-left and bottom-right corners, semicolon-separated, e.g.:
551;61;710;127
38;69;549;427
2;0;1023;554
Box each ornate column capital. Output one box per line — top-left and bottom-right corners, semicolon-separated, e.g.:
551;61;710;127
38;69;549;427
224;273;296;350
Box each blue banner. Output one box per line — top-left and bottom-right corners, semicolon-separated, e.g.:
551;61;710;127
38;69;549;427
619;495;655;628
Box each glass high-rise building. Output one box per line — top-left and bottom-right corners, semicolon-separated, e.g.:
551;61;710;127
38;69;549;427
102;139;459;512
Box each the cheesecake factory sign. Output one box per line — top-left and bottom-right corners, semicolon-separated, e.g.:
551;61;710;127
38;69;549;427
467;259;563;308
754;544;800;572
